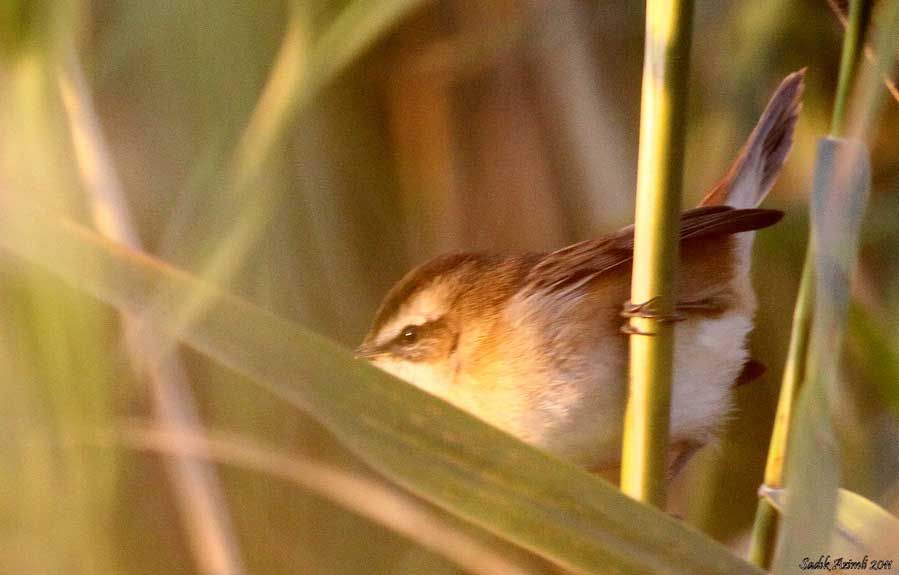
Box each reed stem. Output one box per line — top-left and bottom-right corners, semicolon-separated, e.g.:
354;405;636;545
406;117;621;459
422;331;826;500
620;0;694;508
831;0;869;137
747;0;868;566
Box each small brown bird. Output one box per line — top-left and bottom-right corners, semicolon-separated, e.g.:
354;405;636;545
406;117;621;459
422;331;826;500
358;71;805;476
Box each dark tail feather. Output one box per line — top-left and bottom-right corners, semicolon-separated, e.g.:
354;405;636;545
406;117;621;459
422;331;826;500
700;70;805;208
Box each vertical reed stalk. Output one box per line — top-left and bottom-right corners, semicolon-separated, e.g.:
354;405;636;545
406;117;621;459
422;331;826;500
747;0;869;567
746;260;813;567
620;0;694;508
831;0;869;137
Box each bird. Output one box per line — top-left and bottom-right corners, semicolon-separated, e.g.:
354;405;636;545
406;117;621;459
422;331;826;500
357;71;805;478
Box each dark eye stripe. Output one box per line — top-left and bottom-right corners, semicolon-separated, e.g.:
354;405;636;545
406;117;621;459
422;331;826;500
399;325;420;345
391;318;445;349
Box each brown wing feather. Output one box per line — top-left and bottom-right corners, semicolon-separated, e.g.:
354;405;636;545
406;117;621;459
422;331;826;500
524;206;782;297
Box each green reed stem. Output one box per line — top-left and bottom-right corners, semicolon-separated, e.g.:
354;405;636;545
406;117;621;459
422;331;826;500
747;0;868;567
620;0;694;508
831;0;869;137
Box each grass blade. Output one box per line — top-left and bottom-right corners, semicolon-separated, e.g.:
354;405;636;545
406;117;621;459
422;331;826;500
764;487;899;557
112;423;541;575
57;46;246;575
0;200;764;575
749;0;885;566
847;302;899;420
773;137;871;573
161;0;432;338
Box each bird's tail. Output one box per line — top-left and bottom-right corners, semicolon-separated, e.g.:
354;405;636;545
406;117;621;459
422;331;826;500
699;70;805;209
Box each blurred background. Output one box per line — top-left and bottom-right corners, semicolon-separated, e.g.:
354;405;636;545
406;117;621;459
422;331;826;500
0;0;897;574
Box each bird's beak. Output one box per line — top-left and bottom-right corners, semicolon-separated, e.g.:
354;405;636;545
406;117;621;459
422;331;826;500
354;343;379;360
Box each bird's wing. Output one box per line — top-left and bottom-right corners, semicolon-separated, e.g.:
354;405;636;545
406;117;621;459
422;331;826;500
521;206;782;299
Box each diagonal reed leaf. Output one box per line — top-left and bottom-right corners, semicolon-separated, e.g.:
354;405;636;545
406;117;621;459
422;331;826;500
0;199;763;575
764;487;899;557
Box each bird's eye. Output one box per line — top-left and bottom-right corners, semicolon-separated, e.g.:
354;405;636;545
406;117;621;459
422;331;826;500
399;325;420;345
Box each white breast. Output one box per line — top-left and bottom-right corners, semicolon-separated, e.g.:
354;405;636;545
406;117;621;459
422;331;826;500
527;310;753;470
670;311;752;444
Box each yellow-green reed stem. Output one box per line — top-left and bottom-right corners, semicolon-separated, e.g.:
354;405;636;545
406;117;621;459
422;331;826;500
747;0;868;567
747;260;813;567
621;0;693;508
831;0;869;137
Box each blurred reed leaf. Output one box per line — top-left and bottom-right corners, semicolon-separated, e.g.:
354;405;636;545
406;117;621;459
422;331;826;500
229;0;434;189
308;0;431;94
774;137;871;573
59;47;247;575
116;424;541;575
164;0;432;337
0;201;763;575
0;1;46;55
764;487;899;557
0;42;118;574
847;302;899;420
